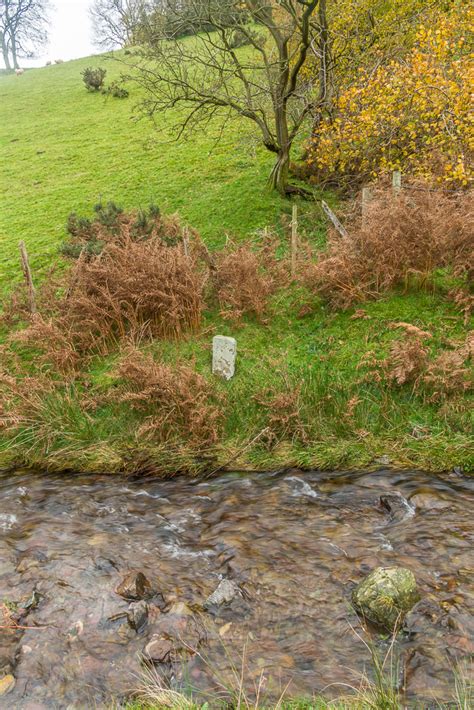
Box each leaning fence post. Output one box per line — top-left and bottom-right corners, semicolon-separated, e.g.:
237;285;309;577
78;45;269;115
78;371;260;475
291;204;298;278
19;240;36;315
321;200;348;240
392;170;402;194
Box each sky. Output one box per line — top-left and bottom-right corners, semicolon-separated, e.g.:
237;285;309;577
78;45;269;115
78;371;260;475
17;0;96;67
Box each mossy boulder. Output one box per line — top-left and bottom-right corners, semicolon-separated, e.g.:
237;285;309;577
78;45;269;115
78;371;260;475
352;566;420;631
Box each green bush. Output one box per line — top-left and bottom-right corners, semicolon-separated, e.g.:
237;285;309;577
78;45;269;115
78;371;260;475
81;67;106;92
103;81;129;99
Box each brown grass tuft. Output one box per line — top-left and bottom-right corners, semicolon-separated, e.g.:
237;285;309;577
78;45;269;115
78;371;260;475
385;324;432;386
254;376;308;446
359;323;472;398
114;347;222;448
210;238;284;323
303;186;473;309
422;332;473;399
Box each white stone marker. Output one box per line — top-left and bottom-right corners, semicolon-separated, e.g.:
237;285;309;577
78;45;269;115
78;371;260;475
212;335;236;380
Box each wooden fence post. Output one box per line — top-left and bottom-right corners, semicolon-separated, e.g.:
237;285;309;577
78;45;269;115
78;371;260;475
182;226;189;258
361;187;372;225
291;204;298;278
392;170;402;194
19;241;36;315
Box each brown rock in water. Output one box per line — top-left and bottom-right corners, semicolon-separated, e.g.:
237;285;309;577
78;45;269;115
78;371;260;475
127;601;148;631
0;674;15;696
116;571;152;600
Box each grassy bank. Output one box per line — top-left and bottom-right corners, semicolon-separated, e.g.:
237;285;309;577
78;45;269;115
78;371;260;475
0;56;472;475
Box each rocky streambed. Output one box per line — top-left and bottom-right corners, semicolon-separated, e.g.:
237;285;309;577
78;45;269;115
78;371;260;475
0;467;472;708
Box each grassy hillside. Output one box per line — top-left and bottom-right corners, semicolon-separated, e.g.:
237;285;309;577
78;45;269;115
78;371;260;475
0;54;295;285
0;56;472;474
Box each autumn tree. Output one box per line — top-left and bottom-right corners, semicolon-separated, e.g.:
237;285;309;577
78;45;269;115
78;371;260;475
305;1;472;187
0;0;50;69
127;0;320;195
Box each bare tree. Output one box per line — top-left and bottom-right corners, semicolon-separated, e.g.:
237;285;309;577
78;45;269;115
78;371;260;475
127;0;320;195
0;0;50;69
90;0;151;50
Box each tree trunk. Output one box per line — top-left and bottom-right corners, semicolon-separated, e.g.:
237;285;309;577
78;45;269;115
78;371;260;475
269;149;290;194
1;35;11;71
269;98;291;194
11;38;18;69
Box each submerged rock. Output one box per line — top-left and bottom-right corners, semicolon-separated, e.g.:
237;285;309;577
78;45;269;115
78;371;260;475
380;492;415;522
127;601;148;631
144;636;174;663
116;571;152;600
0;674;15;696
204;579;240;610
352;566;420;631
143;604;204;664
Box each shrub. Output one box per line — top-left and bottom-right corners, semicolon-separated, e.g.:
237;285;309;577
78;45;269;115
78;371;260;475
114;347;222;448
103;81;129;99
81;67;106;91
303;185;473;309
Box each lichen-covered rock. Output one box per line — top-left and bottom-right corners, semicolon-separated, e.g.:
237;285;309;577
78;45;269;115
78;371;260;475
352;566;420;631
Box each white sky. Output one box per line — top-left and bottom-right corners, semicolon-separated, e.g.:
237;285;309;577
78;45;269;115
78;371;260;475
17;0;96;67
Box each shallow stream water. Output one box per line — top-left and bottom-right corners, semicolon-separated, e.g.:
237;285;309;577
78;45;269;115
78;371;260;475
0;467;472;708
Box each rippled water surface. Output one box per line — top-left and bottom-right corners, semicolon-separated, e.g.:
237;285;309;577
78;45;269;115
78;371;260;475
0;467;473;708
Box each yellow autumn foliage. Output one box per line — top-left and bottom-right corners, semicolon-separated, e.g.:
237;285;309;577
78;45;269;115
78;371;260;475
305;5;473;187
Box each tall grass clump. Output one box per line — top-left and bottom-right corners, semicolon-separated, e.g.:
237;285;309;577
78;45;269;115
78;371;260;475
210;237;285;323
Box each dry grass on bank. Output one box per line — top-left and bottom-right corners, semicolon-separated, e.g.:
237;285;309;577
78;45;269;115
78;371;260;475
303;187;473;310
112;347;223;448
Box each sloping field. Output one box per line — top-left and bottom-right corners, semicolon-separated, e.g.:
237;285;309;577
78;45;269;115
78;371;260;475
0;53;288;284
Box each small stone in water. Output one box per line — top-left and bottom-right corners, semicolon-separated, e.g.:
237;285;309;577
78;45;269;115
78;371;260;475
204;579;240;609
127;601;148;631
116;571;152;600
144;636;173;663
0;674;15;696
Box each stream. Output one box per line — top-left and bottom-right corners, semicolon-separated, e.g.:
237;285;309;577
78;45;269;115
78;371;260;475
0;467;472;708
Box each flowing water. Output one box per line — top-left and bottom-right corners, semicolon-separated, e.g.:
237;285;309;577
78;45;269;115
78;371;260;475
0;467;472;708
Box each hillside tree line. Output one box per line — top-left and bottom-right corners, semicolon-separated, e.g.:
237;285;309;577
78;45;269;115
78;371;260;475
0;0;49;69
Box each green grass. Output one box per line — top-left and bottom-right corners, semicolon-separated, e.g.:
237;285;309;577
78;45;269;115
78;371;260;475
0;55;472;475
